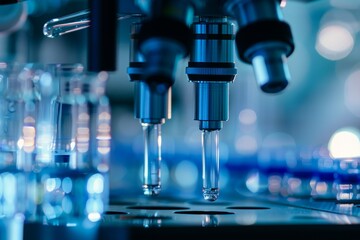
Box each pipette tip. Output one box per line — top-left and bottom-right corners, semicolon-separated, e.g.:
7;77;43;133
203;188;219;202
143;185;161;196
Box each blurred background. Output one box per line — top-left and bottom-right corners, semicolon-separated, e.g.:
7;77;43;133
1;0;360;198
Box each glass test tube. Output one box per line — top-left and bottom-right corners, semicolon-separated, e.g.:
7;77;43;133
142;123;162;196
202;130;220;201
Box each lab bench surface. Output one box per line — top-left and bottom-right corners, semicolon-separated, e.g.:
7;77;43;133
23;194;360;240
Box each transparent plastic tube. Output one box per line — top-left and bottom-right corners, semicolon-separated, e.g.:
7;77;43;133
43;9;141;38
142;123;162;196
202;130;220;201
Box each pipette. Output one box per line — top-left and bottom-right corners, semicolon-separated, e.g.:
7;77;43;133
142;123;162;196
186;16;237;201
127;21;170;196
43;9;141;38
202;130;220;201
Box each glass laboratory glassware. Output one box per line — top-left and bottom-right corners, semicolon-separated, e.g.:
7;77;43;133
0;63;23;170
33;64;107;227
81;70;111;209
0;62;31;240
81;71;111;173
26;63;59;221
16;63;47;221
52;63;83;168
43;9;141;38
34;65;58;169
17;64;41;172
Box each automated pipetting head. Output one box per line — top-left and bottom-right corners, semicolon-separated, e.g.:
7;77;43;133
132;0;205;196
128;21;172;126
134;0;196;94
187;16;237;132
40;0;297;201
127;20;171;196
186;16;237;201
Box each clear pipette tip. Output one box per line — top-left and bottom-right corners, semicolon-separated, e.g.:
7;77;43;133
203;188;219;202
143;185;161;196
142;123;162;197
202;130;220;202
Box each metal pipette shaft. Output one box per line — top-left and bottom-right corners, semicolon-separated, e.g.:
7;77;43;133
142;123;162;196
202;130;220;201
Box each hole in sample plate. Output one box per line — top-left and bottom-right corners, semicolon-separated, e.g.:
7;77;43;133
174;210;234;215
153;196;188;203
188;201;232;206
127;206;190;210
109;200;137;206
120;214;172;220
227;206;270;210
105;211;128;215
